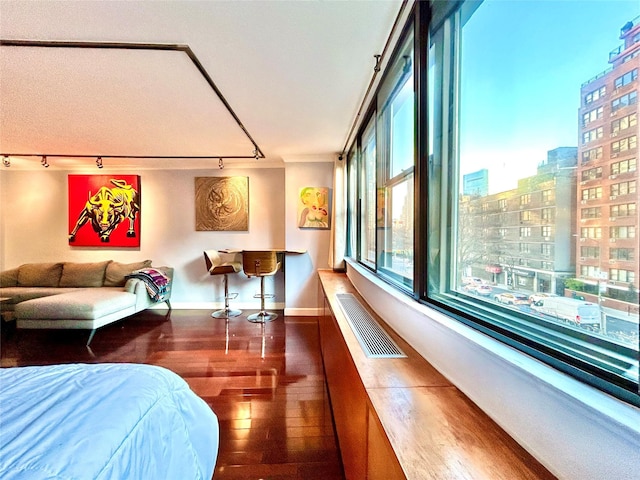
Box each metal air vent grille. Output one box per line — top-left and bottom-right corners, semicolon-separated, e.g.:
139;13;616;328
336;293;406;358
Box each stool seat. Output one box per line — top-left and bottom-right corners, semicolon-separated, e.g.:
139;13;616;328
242;250;280;323
204;250;242;318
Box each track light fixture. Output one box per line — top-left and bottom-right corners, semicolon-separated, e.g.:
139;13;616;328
2;155;9;167
218;158;224;169
96;156;103;169
41;155;49;168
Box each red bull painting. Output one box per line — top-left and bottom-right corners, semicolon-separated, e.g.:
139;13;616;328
68;175;141;247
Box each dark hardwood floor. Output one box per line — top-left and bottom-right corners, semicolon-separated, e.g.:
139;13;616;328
1;310;345;480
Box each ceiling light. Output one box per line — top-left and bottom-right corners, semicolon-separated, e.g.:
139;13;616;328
2;155;9;167
41;155;49;168
96;156;103;169
219;158;224;169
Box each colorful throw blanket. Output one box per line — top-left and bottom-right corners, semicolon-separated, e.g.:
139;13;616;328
126;268;170;302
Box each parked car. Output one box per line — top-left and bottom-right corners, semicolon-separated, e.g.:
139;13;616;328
493;292;529;305
475;284;493;296
462;276;483;286
530;296;601;329
528;292;557;304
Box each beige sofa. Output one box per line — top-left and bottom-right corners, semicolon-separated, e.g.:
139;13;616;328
0;260;172;345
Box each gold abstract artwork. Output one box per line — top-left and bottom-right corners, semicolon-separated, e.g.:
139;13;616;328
195;176;249;231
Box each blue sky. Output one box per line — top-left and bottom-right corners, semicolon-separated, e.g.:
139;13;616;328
459;0;639;193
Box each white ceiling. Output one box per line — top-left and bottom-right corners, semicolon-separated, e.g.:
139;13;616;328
0;0;402;170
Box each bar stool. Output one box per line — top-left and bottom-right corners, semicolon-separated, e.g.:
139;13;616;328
242;250;281;323
204;250;242;318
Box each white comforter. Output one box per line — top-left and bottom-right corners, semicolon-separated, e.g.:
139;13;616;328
0;363;219;479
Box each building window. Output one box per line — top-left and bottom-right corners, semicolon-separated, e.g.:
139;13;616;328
611;158;637;175
581;187;602;200
498;198;507;210
585;85;606;104
611;135;637;154
614;68;638;89
581;227;602;239
611;113;637;134
610;203;636;218
581;246;600;259
582;146;603;163
611;180;636;197
610;248;634;261
541;208;553;222
610;269;635;283
582;126;604;144
581;207;601;219
581;265;599;278
541;225;552;237
519;227;531;238
611;90;637;112
611;226;636;239
520;243;530;253
541;244;552;256
581;167;603;181
520;210;531;222
542;189;553;202
520;193;531;206
582;106;604;126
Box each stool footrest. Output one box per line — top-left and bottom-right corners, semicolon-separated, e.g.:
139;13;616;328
253;293;275;299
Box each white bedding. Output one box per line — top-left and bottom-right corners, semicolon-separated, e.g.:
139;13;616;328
0;363;219;480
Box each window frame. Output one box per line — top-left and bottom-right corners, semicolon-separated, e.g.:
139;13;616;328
344;0;639;407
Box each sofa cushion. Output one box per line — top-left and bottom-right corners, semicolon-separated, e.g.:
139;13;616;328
0;268;19;287
15;289;136;320
0;287;83;306
104;260;152;287
59;261;111;288
17;263;63;287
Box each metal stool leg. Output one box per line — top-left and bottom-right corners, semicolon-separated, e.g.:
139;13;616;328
247;275;277;323
212;274;242;318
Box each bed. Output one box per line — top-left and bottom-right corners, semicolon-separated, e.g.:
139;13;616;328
0;363;219;480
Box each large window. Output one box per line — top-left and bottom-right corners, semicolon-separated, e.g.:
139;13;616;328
376;31;415;288
346;0;639;406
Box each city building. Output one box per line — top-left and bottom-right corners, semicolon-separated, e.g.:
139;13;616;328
577;16;639;307
461;148;577;294
462;168;489;196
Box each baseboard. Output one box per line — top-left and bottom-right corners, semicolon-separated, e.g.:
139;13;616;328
166;302;286;310
164;303;319;316
284;307;322;316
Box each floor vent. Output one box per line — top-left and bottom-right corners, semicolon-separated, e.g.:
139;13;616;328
336;293;406;359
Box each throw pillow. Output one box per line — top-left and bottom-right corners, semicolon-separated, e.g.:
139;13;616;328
0;267;19;287
104;260;152;287
59;261;112;287
17;263;64;287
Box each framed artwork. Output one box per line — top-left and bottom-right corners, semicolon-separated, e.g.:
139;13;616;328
298;186;330;229
68;175;141;247
195;176;249;231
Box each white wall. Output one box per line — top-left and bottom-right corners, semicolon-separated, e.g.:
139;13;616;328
345;259;640;480
284;161;334;315
0;164;333;312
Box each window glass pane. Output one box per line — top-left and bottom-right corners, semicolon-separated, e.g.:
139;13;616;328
359;117;376;267
376;31;415;288
347;146;358;258
436;0;639;394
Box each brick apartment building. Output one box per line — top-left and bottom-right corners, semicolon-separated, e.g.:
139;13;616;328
577;16;639;305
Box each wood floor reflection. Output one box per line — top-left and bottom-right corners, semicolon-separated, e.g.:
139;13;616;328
1;310;346;480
